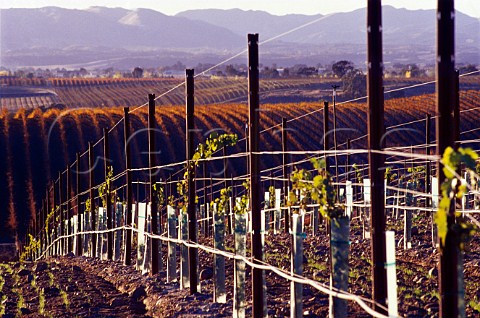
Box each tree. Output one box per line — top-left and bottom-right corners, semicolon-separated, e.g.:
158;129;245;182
260;66;279;78
290;64;307;75
102;67;114;77
296;66;317;77
79;68;88;77
225;64;239;77
195;63;215;74
14;70;26;78
342;69;366;98
132;67;144;78
458;64;478;75
170;61;186;71
332;60;355;78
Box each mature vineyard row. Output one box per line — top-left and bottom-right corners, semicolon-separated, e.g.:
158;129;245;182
1;77;340;110
1;91;480;242
0;77;180;87
0;95;56;111
3;76;480;111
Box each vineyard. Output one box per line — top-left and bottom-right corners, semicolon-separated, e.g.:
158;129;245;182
1;1;480;317
1;87;480;316
1;77;341;110
0;89;479;244
3;75;480;112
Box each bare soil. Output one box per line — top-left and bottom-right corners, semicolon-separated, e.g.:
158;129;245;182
1;213;480;317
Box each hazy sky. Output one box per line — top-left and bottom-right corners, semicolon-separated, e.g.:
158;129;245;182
1;0;479;18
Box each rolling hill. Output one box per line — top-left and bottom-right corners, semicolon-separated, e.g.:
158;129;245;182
177;6;479;47
1;6;478;68
0;7;243;51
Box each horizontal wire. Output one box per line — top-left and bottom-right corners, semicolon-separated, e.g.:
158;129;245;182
108;117;124;134
34;41;480;318
36;224;392;318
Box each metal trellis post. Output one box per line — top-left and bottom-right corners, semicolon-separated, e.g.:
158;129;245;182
89;142;97;258
124;107;133;266
104;127;113;260
436;0;459;316
367;0;387;313
186;69;198;293
67;163;72;253
248;33;266;318
148;94;160;274
282;117;289;233
76;152;82;256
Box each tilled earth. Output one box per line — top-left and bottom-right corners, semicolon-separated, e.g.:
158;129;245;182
1;214;479;317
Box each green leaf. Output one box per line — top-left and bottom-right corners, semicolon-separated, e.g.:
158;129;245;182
310;158;325;171
288;191;297;206
313;175;323;188
209;131;219;140
442;146;456;179
435;196;450;247
210;142;218;152
457;183;467;199
459;147;478;170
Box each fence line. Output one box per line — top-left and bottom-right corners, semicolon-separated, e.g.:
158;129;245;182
25;1;480;317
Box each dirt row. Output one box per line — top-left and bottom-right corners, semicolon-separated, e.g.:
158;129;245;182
1;214;480;317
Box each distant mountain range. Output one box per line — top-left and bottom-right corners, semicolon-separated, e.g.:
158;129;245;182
1;6;478;69
1;7;242;50
177;7;479;46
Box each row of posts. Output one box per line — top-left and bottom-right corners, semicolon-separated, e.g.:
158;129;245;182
28;0;462;316
33;165;422;317
28;33;355;317
28;117;452;318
